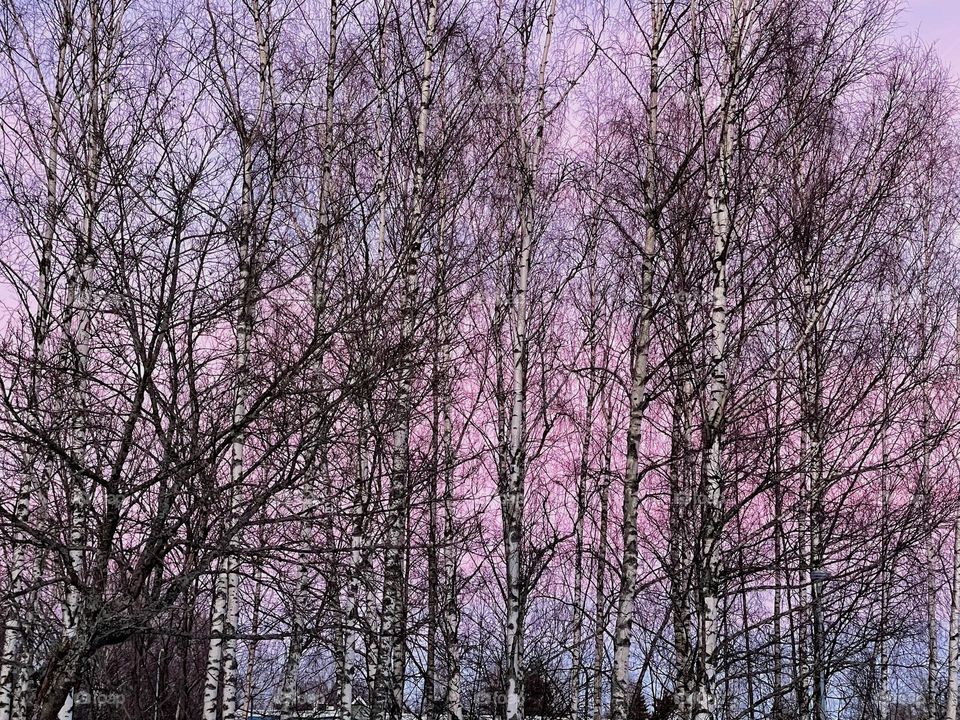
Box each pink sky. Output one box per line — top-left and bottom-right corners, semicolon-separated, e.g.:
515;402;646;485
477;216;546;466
903;1;960;73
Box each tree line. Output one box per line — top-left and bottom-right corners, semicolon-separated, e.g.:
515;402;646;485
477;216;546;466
0;1;958;720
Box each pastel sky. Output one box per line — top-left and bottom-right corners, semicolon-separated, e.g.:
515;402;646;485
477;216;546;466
903;1;960;73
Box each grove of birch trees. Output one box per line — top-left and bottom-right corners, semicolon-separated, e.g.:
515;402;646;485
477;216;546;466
1;0;960;719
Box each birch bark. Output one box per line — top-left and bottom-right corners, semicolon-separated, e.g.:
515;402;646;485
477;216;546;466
692;0;745;712
500;6;556;720
442;437;463;720
276;553;308;718
571;231;602;717
611;4;661;718
946;511;960;720
277;1;340;714
592;404;613;720
203;1;274;716
0;8;69;718
920;227;937;720
55;1;113;713
946;313;960;720
669;309;695;720
243;566;263;719
371;4;438;718
437;268;462;720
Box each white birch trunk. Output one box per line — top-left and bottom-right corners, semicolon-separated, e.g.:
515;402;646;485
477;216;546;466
277;548;311;719
338;420;369;720
692;0;750;715
945;514;960;720
203;1;274;715
243;566;263;719
372;5;438;718
57;3;110;713
204;560;232;720
442;474;463;720
221;566;240;720
277;0;341;713
801;278;823;720
798;424;813;720
921;237;937;720
670;358;695;720
571;315;599;717
364;8;389;687
340;526;361;720
946;313;960;720
927;530;939;720
611;4;660;719
502;6;556;720
940;306;960;720
697;52;732;720
202;217;252;720
436;275;462;720
0;12;68;715
592;405;614;720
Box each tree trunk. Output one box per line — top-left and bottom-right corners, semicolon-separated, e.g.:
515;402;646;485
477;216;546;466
696;67;731;720
592;403;614;720
571;299;601;717
372;4;438;718
501;6;556;720
945;515;960;720
0;12;67;714
611;4;661;719
243;566;263;719
203;0;273;714
277;550;310;719
669;288;695;720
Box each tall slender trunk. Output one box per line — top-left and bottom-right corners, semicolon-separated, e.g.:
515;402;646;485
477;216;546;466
243;566;263;719
55;3;109;714
437;296;462;720
920;233;937;720
221;568;240;720
692;0;748;715
796;373;812;720
364;8;389;688
500;7;556;720
277;550;311;719
204;559;237;720
362;402;382;692
202;147;254;718
424;444;440;720
345;400;377;720
372;5;438;718
592;403;613;720
696;59;731;720
927;525;939;720
572;275;601;717
946;314;960;720
442;460;463;720
0;9;69;717
670;292;695;720
611;4;661;718
340;488;364;720
770;317;786;720
945;514;960;720
203;1;273;715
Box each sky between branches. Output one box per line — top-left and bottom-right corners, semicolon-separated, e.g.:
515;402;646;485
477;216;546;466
904;0;960;71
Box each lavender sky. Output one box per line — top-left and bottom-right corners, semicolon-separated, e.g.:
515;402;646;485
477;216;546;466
905;1;960;72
